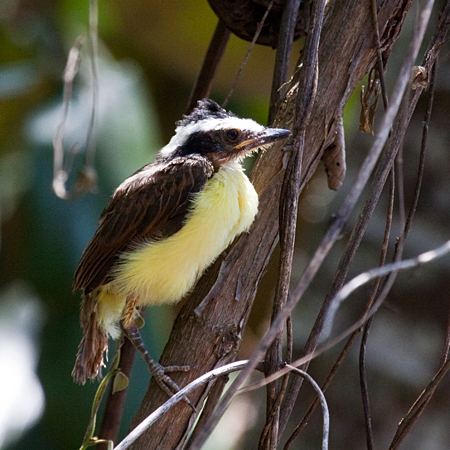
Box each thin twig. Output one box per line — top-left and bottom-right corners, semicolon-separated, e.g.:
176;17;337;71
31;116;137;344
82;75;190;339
259;0;323;449
85;0;99;168
222;1;273;107
284;167;395;449
389;358;450;450
263;0;323;447
358;4;397;431
283;331;360;450
79;350;121;450
286;316;293;365
322;240;450;341
292;0;434;331
97;337;136;449
384;57;441;450
258;317;292;448
261;1;319;441
286;365;330;450
258;370;290;449
52;0;99;200
402;60;436;242
440;303;450;368
396;144;406;232
360;167;395;450
359;318;374;450
53;36;84;199
185;376;229;449
370;0;389;109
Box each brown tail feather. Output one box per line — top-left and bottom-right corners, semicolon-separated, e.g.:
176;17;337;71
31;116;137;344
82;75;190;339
72;292;108;384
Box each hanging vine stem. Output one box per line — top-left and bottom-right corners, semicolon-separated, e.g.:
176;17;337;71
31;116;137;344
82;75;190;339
283;331;360;450
284;3;446;442
260;0;323;447
283;170;395;450
97;308;147;447
356;8;397;432
222;0;274;107
286;365;330;450
385;58;442;450
370;0;389;109
78;348;122;450
268;0;303;123
52;0;99;200
359;170;395;450
389;358;450;450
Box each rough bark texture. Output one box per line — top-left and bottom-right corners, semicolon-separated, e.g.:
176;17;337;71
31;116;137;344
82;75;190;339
128;0;411;448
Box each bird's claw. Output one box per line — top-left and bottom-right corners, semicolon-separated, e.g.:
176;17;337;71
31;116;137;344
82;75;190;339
150;362;197;412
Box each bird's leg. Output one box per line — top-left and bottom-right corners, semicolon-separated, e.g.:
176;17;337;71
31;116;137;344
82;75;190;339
120;322;191;400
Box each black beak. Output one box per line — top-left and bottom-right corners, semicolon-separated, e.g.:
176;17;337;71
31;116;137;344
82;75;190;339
236;127;292;153
257;128;292;146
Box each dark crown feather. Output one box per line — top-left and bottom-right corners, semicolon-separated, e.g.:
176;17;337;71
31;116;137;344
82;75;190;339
176;99;235;127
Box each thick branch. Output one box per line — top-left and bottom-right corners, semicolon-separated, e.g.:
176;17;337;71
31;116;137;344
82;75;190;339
128;1;412;448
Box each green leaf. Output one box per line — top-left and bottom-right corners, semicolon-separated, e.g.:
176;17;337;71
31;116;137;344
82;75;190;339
112;371;129;394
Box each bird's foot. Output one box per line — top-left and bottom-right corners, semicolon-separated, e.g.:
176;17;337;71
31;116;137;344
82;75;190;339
121;322;195;410
148;361;196;412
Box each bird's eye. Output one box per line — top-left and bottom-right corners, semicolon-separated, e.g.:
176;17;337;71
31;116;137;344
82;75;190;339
226;129;240;141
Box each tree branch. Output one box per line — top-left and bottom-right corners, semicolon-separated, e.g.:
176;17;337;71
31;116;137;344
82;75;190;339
127;1;423;448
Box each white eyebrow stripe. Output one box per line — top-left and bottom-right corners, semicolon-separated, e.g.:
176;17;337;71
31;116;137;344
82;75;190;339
159;117;265;157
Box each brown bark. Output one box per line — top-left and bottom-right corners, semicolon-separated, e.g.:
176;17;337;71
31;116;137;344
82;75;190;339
128;0;412;448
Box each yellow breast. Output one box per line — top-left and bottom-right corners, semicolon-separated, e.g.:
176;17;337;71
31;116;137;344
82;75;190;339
111;161;258;306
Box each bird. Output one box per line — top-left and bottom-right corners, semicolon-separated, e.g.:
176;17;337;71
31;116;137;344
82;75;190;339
72;98;291;396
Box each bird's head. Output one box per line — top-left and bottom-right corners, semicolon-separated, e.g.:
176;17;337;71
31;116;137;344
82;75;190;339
159;99;291;168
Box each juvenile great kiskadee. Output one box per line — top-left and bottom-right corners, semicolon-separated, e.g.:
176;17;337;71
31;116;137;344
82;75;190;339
72;98;291;395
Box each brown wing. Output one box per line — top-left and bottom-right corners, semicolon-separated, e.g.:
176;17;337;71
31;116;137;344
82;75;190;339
73;155;214;294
